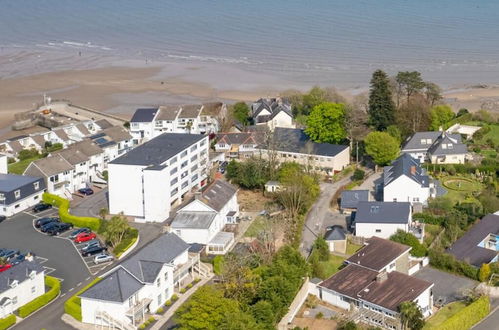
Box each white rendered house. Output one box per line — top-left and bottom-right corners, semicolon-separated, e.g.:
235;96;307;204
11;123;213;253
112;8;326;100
251;98;294;129
24;154;75;198
354;202;412;239
0;173;46;217
108;133;209;223
402;131;468;164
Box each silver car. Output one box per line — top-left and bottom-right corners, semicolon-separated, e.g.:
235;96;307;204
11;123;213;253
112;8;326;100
94;254;114;264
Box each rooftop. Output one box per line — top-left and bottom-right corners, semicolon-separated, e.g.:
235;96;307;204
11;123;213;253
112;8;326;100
25;154;73;177
156;105;181;121
346;237;411;271
384;154;430;187
0;260;44;295
131;108;158;123
171;211;217;229
325;226;346;241
340;190;370;209
355;201;411;224
0;173;42;193
199;179;238;212
110;133;205;166
178;104;202;119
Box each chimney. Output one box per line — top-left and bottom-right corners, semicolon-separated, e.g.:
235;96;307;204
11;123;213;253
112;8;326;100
376;271;388;283
410;166;416;175
194;192;202;200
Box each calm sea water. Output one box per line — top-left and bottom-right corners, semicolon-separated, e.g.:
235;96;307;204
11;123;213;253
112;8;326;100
2;0;499;86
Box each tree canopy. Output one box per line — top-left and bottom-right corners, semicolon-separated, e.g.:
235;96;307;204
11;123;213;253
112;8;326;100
232;102;250;125
305;102;347;143
396;71;425;105
364;131;400;166
429;105;455;131
389;230;427;257
399;301;425;330
226;158;269;190
368;70;396;131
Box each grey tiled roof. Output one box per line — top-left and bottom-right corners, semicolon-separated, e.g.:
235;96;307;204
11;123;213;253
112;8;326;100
383;154;430;187
71;140;103;157
262;127;349;157
325;226;346;241
131;108;157;123
156;105;181;121
447;214;499;267
340;190;370;209
8;141;23;153
171;211;217;229
102;126;132;143
355;201;411;224
110;133;205;166
95;119;113;129
428;133;467;156
178;105;202;119
402;131;442;151
79;267;143;303
0;260;44;295
199;179;237;212
25;154;73;177
53;129;70;142
75;123;90;136
31;135;46;148
53;148;89;166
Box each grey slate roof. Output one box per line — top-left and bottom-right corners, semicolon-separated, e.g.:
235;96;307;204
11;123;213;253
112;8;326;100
262;127;349;157
53;148;89;165
75;123;90;136
110;133;205;166
355;201;411;224
325;226;346;241
428;133;467;156
171;211;217;229
0;173;45;205
71;140;103;157
384;154;430;187
0;260;44;295
79;267;143;303
131;108;158;123
216;133;257;146
199;179;237;212
402;132;442;151
341;190;370;209
447;214;499;267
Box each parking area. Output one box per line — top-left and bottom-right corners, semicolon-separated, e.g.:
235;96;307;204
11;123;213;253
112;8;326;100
0;208;114;293
413;266;478;305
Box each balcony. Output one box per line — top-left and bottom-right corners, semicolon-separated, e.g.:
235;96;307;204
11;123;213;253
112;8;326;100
409;223;425;242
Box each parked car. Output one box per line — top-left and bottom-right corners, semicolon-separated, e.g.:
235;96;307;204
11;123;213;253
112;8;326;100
0;215;6;223
94;253;114;264
10;254;25;266
82;245;107;257
46;223;74;236
69;227;91;240
41;221;61;233
35;217;59;228
78;188;94;196
74;232;96;243
81;240;101;252
0;249;19;260
0;264;12;272
32;203;52;213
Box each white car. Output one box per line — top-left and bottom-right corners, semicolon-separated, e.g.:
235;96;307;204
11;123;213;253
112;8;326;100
94;253;114;264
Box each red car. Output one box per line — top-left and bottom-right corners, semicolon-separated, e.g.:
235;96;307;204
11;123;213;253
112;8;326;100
0;264;12;272
74;232;96;243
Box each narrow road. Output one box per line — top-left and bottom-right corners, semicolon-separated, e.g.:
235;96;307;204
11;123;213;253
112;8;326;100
300;176;351;258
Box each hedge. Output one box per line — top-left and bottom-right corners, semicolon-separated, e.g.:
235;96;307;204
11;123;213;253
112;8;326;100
0;314;15;330
18;276;61;318
428;250;479;281
64;278;101;321
436;296;489;330
42;193;101;231
113;228;139;257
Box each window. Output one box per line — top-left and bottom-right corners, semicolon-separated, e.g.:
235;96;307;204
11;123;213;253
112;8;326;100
426;139;432;144
34;182;39;190
181;171;188;179
170;167;178;175
0;193;4;200
389;262;395;269
175;230;181;236
171;188;178;196
191;144;198;152
192;174;198;182
15;204;20;209
170;178;178;185
375;229;381;233
200;139;206;147
191;164;198;171
165;288;169;299
181;181;189;189
420;139;426;145
131;122;139;128
442;144;447;149
181;160;188;169
181;150;188;158
448;144;453;149
158;294;162;306
413;197;420;202
191;154;198;162
393;198;397;202
34;195;39;200
164;272;168;281
170;157;177;165
14;190;20;199
31;286;36;294
156;278;161;287
218;143;226;148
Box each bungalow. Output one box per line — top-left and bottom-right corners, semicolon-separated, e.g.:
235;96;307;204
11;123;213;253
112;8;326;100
251;98;294;129
383;154;435;205
354;202;412;239
0;259;45;319
447;213;499;267
0;173;46;217
340;190;370;214
402;131;468;164
170;179;238;254
79;233;207;328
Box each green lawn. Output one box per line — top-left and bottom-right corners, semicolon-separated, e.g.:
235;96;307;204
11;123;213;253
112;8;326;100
244;216;267;237
346;241;362;256
482;124;499;145
320;255;345;278
439;176;483;204
8;156;42;174
423;301;467;329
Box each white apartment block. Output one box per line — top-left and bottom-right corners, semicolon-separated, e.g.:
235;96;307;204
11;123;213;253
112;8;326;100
108;133;209;223
129;103;226;144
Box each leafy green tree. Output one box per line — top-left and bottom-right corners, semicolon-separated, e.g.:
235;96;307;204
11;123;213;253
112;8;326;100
352;168;365;181
219;310;261;330
479;263;491;282
424;82;442;106
457;108;469;117
18;148;40;161
227;158;269;190
313;236;330;262
389;230;427;257
398;301;425;330
251;300;276;329
396;71;425;105
226;160;240;180
175;285;240;330
305;102;347;143
364;131;399;166
368;70;396;130
386;125;402;145
429;105;455;130
102;213;129;248
337;320;358;330
232;102;250;125
213;255;225;275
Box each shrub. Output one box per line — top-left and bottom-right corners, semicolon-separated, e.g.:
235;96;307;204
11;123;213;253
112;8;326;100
212;255;224;275
171;294;179;302
156;307;164;314
479;264;491;282
148;316;155;322
193;278;201;284
42;193;101;231
352;168;365;181
437;296;489;330
113;228;139;257
18;276;61;317
18;148;40;161
165;300;172;306
315;312;324;319
0;314;16;330
187;283;193;289
180;288;186;294
389;230;427;257
65;278;101;321
413;213;444;226
428;250;479;281
139;324;146;329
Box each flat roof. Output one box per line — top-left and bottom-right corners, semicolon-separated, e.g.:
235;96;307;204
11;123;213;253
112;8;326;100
340;190;370;209
109;133;205;166
171;211;217;229
346;237;411;271
209;231;234;246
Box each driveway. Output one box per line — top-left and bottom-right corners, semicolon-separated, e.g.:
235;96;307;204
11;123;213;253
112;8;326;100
71;187;109;218
413;267;478;304
356;171;383;201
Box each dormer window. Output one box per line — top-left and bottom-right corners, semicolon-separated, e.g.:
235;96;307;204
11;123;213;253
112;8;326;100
448;144;453;149
14;190;20;199
442;144;447;149
33;182;39;190
420;139;426;145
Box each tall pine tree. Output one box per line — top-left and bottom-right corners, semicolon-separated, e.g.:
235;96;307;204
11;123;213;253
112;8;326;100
368;70;395;131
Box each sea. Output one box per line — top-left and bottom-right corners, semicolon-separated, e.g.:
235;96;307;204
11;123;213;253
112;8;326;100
2;0;499;88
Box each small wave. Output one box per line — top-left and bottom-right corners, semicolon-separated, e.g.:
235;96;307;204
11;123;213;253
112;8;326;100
62;41;112;51
167;54;253;65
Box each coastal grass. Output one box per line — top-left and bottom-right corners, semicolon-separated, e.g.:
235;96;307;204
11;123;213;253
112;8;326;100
423;301;467;329
320;255;345;278
8;155;42;174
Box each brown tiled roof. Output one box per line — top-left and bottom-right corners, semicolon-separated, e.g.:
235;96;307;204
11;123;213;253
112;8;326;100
75;123;90;136
26;154;73;177
201;102;224;116
320;264;377;297
71;139;103;157
53;129;69;142
357;271;433;311
31;135;46;148
346;237;411;271
200;179;238;212
95;119;113;129
102;126;132;142
216;133;256;145
156;105;181;121
178;104;202;119
8;141;23;153
54;148;89;165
